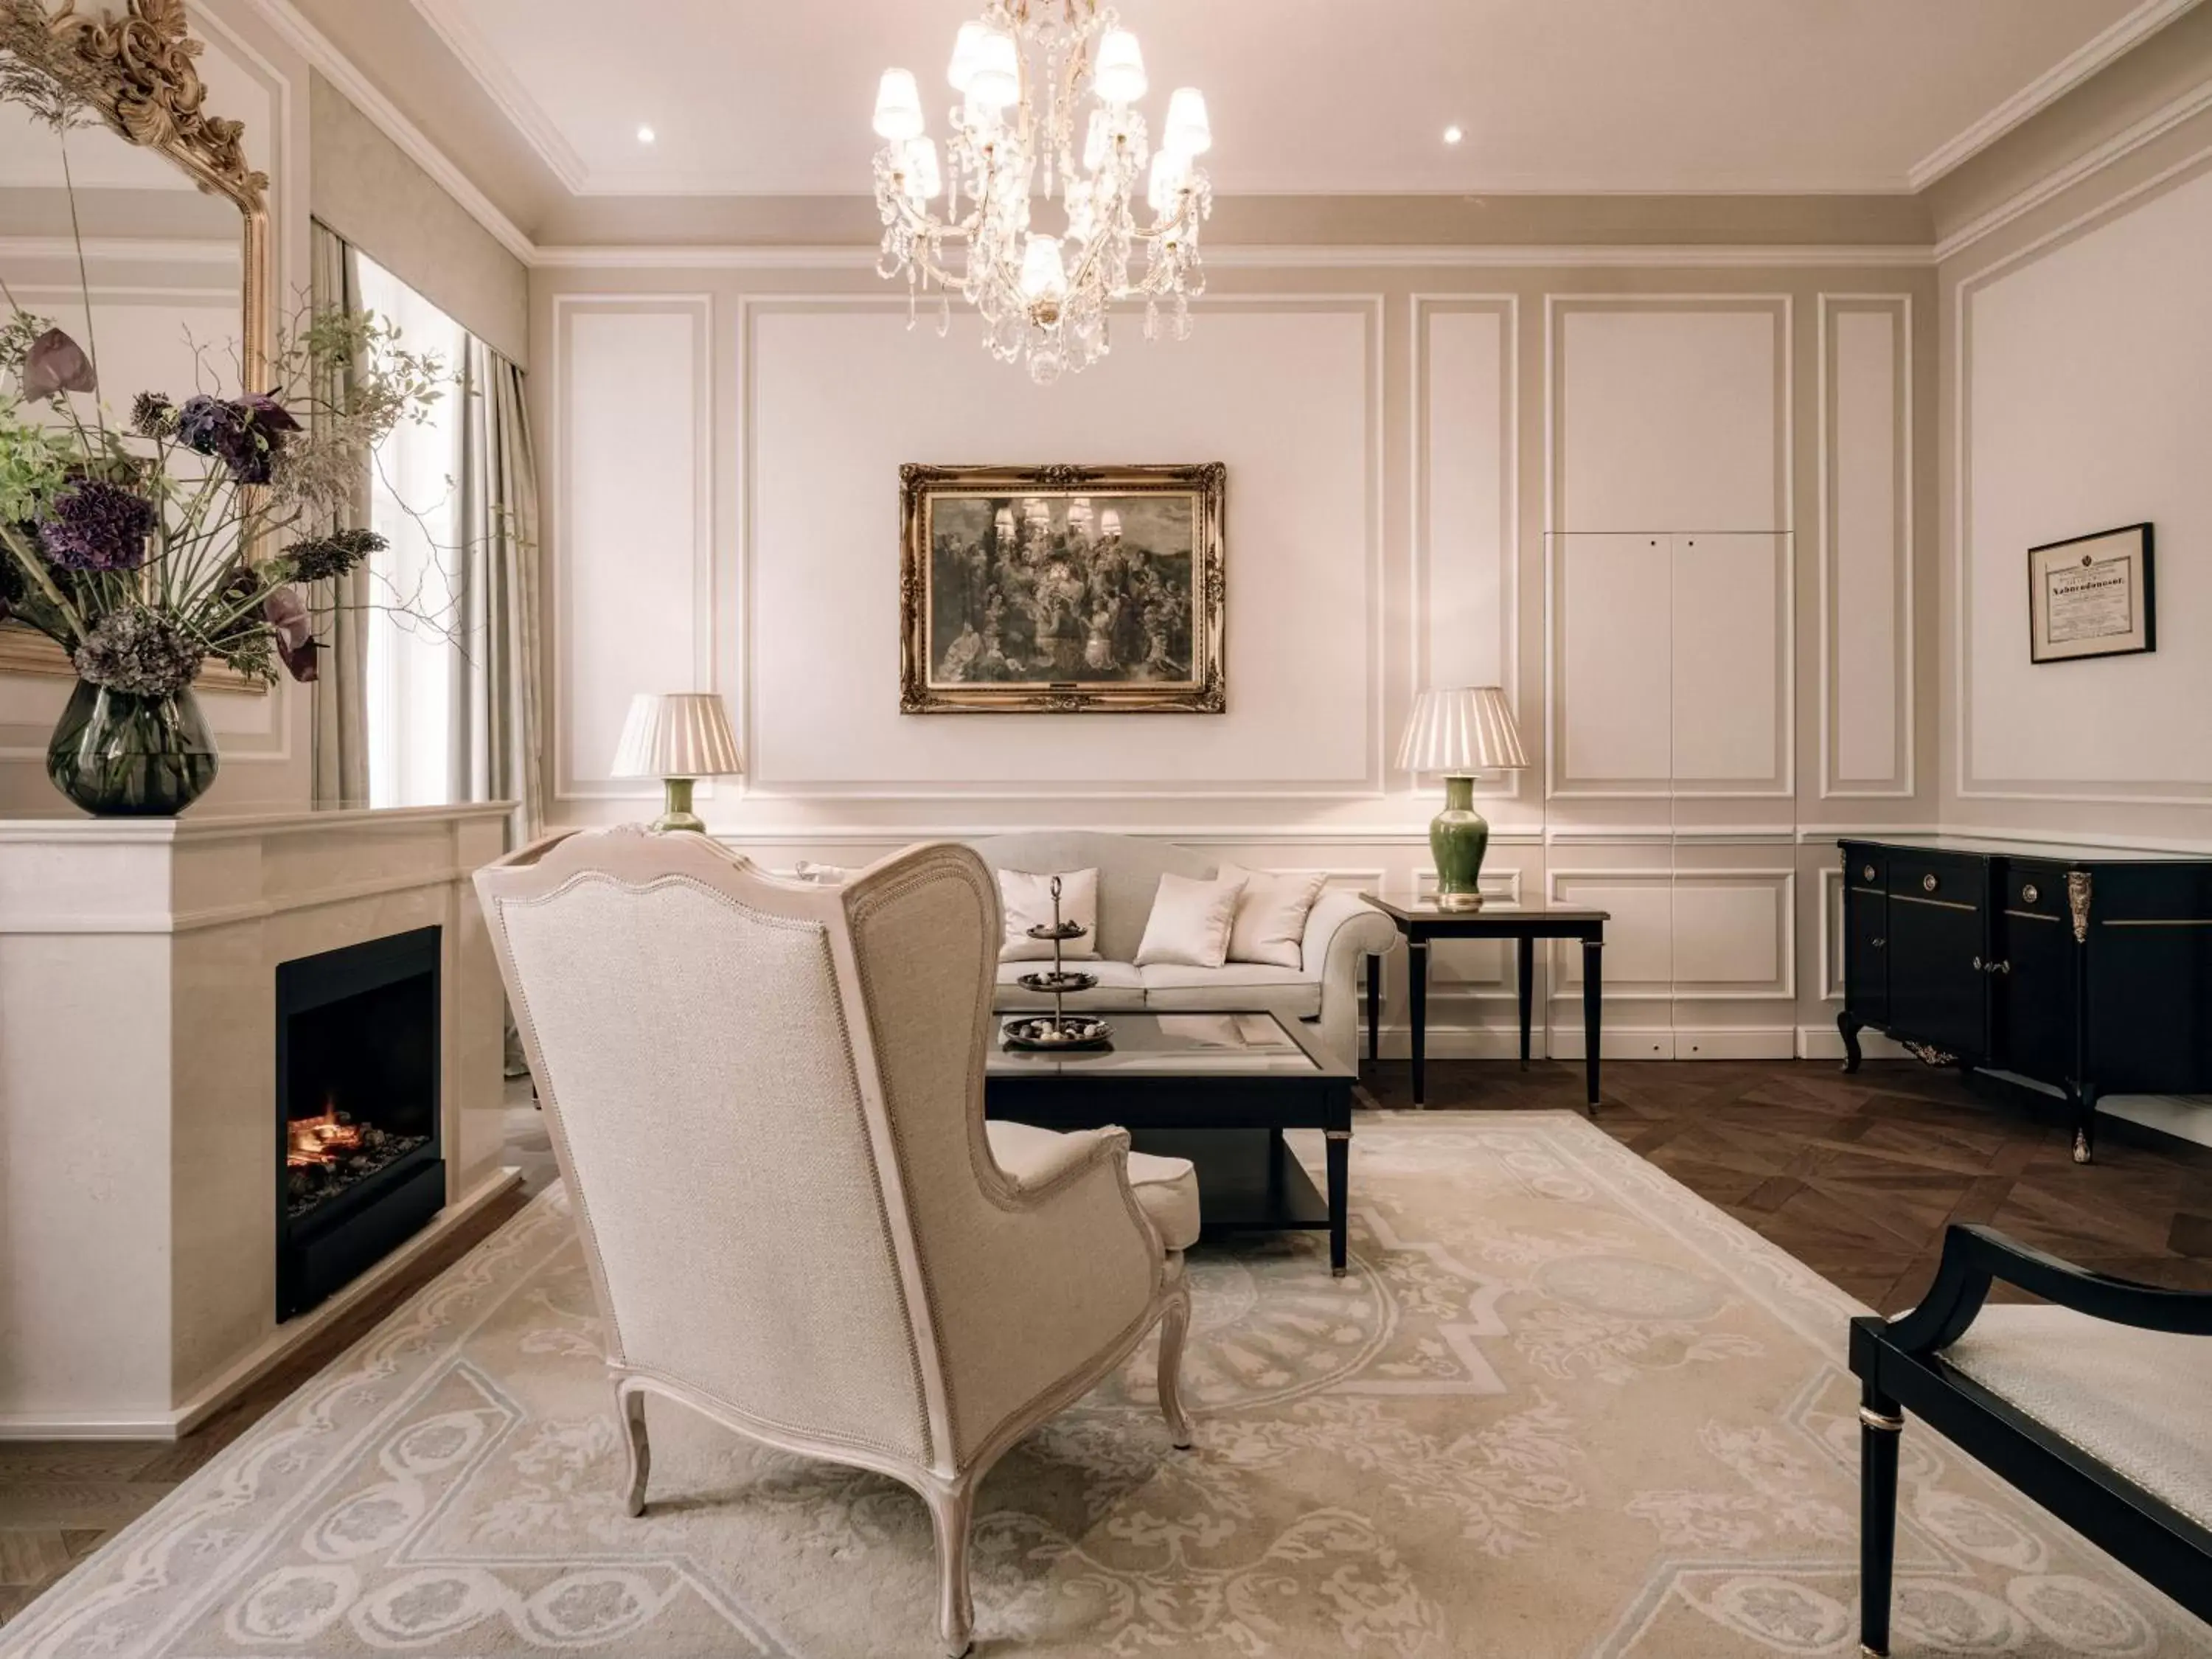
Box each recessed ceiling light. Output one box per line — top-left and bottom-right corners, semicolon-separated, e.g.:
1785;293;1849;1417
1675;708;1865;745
636;125;657;145
1443;125;1464;145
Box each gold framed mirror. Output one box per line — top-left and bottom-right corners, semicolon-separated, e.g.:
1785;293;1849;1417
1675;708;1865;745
0;0;273;686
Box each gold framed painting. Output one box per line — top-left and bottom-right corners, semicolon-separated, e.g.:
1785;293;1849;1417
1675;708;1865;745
899;462;1225;714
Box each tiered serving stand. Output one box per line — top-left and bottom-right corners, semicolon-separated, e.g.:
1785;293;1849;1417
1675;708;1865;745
1001;875;1114;1051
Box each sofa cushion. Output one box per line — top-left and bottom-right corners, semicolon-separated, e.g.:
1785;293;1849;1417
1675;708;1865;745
994;960;1147;1010
985;1120;1201;1252
997;866;1100;961
1138;961;1323;1018
971;832;1217;961
1135;871;1248;969
1944;1303;2212;1527
1222;866;1326;970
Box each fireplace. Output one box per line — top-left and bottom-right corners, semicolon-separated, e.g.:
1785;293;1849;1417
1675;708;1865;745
275;926;445;1320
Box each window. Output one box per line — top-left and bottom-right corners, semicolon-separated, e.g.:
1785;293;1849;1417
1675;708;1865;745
354;256;467;808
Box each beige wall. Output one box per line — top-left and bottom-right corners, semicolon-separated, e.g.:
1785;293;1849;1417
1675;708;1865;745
309;71;530;367
531;250;1937;1061
1937;94;2212;853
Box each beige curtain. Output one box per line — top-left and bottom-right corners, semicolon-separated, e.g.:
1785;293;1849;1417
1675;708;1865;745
455;338;545;846
308;220;371;807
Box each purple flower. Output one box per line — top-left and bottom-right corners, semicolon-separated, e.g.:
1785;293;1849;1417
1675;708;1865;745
175;392;298;485
130;392;178;438
20;328;94;403
283;527;385;583
262;584;319;682
38;479;155;572
72;606;201;698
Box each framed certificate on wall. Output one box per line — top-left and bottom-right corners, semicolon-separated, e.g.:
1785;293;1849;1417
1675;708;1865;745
2028;524;2154;664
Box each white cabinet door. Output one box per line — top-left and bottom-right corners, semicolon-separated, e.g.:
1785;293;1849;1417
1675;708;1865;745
1551;532;1672;796
1670;532;1790;795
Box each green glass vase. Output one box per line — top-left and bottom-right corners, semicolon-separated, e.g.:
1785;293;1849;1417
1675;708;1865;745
46;678;220;816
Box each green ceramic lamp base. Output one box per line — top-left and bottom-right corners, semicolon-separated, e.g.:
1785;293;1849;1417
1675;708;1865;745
1430;775;1490;911
650;776;706;834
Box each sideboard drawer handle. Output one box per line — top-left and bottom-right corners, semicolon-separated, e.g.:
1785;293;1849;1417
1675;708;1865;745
2022;882;2039;904
1923;874;1938;893
1862;864;1876;882
1972;955;1982;970
1871;936;1885;947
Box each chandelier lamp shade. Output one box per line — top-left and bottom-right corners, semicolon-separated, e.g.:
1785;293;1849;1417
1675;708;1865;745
871;0;1215;383
1395;686;1530;912
610;692;744;835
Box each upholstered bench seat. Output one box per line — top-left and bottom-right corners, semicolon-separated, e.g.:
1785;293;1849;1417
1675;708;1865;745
1944;1301;2212;1526
986;1120;1202;1251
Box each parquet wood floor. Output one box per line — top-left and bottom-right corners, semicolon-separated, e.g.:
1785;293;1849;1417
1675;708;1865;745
1358;1057;2212;1312
4;1059;2207;1627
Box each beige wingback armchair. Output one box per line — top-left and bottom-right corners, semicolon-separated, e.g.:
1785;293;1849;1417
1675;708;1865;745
476;829;1197;1658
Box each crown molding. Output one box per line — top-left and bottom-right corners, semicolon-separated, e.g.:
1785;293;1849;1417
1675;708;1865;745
234;0;536;265
1906;0;2202;189
1933;72;2212;262
404;0;589;193
530;240;1935;271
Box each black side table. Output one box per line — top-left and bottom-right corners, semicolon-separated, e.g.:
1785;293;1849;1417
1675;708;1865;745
1359;894;1610;1108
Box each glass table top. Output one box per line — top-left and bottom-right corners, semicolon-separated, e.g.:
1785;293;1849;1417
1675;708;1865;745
985;1011;1326;1077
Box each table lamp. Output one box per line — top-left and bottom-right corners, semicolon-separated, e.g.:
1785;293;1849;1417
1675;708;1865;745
1396;686;1528;911
611;692;743;833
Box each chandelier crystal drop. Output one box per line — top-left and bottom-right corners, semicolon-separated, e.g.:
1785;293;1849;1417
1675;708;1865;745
872;0;1214;384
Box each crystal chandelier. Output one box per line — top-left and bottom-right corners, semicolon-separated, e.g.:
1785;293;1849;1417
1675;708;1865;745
871;0;1214;384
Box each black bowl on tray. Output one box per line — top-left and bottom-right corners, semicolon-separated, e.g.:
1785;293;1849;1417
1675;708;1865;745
1001;1014;1115;1052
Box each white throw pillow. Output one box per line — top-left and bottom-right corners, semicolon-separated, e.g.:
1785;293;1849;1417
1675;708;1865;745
1221;866;1327;970
1134;871;1250;970
998;868;1101;961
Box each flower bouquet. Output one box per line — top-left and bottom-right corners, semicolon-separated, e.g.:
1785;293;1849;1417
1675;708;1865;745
0;298;451;814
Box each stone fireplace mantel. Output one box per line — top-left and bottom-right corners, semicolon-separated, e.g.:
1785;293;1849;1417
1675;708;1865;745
0;804;519;1438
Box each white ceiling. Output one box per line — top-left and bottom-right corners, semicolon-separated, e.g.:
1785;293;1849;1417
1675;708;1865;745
404;0;2177;198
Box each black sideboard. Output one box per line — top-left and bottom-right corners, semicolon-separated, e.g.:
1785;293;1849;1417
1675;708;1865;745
1837;837;2212;1164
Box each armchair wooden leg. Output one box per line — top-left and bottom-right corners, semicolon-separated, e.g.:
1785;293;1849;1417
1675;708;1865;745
1858;1391;1903;1658
1158;1273;1195;1450
922;1472;977;1658
615;1380;651;1517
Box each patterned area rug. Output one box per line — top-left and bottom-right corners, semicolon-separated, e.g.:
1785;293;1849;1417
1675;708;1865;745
4;1113;2204;1658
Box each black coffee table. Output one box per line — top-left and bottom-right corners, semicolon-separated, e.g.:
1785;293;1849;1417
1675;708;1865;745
984;1010;1357;1275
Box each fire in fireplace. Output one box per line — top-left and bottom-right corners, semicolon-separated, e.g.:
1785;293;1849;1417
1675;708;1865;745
275;926;445;1319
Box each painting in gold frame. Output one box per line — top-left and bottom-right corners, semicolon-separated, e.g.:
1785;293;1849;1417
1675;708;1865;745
899;462;1225;714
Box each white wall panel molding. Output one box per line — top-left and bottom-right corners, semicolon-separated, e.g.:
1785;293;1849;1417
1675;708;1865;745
1818;863;1849;1001
1818;293;1915;798
735;291;1385;802
1953;156;2212;805
1410;294;1519;799
550;293;714;804
1544;294;1793;535
532;243;1939;272
1548;866;1797;1001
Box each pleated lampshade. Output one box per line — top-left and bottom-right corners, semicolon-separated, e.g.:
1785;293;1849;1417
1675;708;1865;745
1395;686;1528;774
610;693;744;780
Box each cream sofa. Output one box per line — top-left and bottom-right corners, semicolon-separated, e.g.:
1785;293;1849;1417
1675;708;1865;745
973;831;1396;1066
